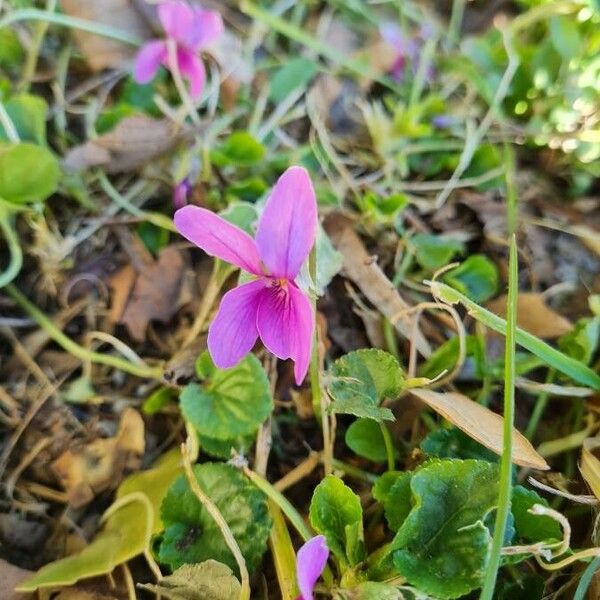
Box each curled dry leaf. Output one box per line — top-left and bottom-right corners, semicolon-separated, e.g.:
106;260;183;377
64;116;194;173
324;213;431;357
51;408;145;507
410;388;549;470
60;0;152;71
163;336;207;385
580;438;600;501
487;293;572;339
109;246;194;342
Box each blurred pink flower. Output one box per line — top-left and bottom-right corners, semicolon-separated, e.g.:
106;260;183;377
134;0;223;99
172;177;192;210
174;166;317;384
380;22;434;83
296;535;329;600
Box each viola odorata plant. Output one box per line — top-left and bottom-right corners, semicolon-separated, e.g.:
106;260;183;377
134;0;223;99
174;166;317;384
296;535;329;600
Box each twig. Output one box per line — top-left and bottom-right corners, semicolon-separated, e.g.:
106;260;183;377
274;451;321;492
527;477;598;506
0;381;59;482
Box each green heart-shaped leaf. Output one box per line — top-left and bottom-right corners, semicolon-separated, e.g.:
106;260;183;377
181;352;272;440
345;418;393;463
0;142;59;204
328;349;403;422
372;471;413;532
159;463;271;573
309;475;364;567
391;459;499;599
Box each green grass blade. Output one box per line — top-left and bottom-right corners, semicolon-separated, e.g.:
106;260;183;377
574;555;600;600
0;9;142;46
431;282;600;390
479;235;518;599
240;1;398;91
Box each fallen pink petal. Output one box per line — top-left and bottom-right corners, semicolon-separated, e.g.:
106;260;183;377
133;0;223;99
296;535;329;600
174;166;317;384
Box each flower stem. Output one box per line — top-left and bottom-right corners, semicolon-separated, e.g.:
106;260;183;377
5;284;162;380
379;422;395;472
0;208;23;289
525;368;555;440
243;466;334;586
309;246;333;475
330;459;378;483
183;261;233;347
182;444;250;600
268;500;299;600
98;172;176;233
479;235;518;600
166;39;202;126
243;466;313;542
447;0;466;46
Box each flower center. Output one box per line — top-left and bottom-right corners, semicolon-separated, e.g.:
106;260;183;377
269;277;289;298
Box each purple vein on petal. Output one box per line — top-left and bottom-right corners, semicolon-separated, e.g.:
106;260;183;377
207;279;266;369
256;166;318;279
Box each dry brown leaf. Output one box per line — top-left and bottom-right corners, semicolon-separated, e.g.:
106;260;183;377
60;0;152;71
486;293;572;339
324;213;431;357
107;264;136;324
580;438;600;501
51;408;144;507
109;246;191;342
163;336;207;385
63;116;194;173
410;388;549;470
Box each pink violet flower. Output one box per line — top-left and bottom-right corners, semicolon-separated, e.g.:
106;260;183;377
380;22;434;83
296;535;329;600
174;166;317;384
380;23;417;82
133;0;223;100
172;177;192;210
